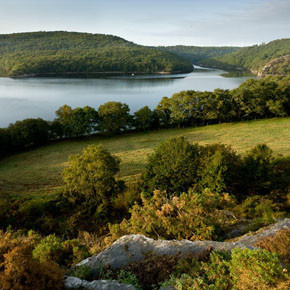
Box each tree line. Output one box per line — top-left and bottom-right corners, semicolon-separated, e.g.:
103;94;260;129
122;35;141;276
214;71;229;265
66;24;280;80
0;76;289;159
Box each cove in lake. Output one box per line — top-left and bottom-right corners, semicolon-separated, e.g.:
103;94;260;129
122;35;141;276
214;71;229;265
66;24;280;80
0;66;253;127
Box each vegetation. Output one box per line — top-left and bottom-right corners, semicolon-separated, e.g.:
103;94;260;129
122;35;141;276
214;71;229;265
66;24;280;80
0;77;290;288
0;31;193;77
1;76;289;161
162;248;289;290
202;38;290;75
0;231;64;290
160;45;241;65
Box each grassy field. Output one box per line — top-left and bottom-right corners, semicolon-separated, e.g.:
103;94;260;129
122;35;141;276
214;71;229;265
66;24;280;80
1;117;290;197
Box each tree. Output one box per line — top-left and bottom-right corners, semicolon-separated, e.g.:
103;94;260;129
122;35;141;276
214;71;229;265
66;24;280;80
55;104;74;137
98;102;131;135
142;137;200;194
62;145;123;203
242;144;275;196
8;118;49;149
197;144;242;194
0;128;11;158
134;106;153;131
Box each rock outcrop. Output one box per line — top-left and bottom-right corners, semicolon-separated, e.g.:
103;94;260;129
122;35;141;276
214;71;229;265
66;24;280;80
65;218;290;289
76;219;290;271
77;235;253;270
257;54;290;77
65;277;136;290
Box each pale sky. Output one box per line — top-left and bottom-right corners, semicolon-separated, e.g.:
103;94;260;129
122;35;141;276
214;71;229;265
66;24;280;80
0;0;289;46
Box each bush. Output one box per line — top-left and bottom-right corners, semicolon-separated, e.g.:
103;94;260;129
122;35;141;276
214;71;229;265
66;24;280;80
255;228;290;265
33;234;90;267
0;231;64;290
142;137;201;194
162;249;289;290
62;144;123;204
234;195;285;232
110;189;237;241
242;144;275;196
197;144;242;194
229;248;287;290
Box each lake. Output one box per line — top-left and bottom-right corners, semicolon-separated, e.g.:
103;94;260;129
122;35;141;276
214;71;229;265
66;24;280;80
0;66;253;127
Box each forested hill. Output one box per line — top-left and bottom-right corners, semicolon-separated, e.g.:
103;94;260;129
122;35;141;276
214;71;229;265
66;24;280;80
201;38;290;75
0;31;193;77
159;45;241;65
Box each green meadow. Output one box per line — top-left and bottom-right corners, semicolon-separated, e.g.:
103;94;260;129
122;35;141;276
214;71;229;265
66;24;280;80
1;117;290;197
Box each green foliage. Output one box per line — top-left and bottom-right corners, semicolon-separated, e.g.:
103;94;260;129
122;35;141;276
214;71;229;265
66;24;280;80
55;104;98;138
62;144;123;203
160;45;241;64
117;270;142;289
134;106;155;131
0;31;193;77
8;118;49;149
142;137;201;194
98;102;131;134
229;248;286;289
202;38;290;75
32;234;90;267
32;234;63;264
198;144;242;194
242;144;275;195
234;195;285;232
163;249;288;290
110;189;236;241
0;231;64;290
68;265;97;281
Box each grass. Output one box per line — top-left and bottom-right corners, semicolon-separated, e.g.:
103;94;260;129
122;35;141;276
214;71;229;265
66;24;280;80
1;117;290;197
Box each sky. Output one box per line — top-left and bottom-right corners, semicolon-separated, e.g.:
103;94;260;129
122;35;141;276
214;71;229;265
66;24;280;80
0;0;289;47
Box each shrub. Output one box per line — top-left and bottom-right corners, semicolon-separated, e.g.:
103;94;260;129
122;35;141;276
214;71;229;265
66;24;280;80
197;144;242;194
229;248;287;290
33;235;90;267
242;144;275;196
117;270;142;289
255;228;290;265
142;137;201;194
0;231;64;290
110;189;237;241
62;144;123;202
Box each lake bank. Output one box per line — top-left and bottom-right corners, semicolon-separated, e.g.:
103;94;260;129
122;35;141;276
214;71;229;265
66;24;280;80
0;66;253;127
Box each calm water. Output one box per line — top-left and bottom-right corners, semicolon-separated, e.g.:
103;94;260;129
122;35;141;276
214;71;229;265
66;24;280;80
0;66;252;127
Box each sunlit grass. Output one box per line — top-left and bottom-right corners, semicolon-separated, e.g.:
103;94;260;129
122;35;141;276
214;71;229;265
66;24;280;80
0;117;290;197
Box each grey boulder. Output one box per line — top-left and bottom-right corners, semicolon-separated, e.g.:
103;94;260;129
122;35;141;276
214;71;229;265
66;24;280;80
65;276;136;290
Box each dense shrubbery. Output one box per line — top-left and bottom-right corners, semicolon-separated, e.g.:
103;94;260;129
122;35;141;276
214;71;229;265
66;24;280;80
109;189;236;241
162;248;289;290
1;76;289;160
0;231;64;290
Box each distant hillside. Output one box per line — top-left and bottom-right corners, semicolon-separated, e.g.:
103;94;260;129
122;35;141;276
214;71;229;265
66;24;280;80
202;39;290;75
0;31;193;77
159;45;241;65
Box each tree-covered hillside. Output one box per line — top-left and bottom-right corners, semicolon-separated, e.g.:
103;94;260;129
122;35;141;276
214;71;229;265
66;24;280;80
202;38;290;75
159;45;241;65
0;31;193;77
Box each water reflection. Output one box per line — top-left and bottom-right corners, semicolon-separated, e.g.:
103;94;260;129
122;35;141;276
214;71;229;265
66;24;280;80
0;68;253;127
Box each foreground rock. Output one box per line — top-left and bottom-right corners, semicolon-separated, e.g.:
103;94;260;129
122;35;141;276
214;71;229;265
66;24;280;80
77;218;290;270
65;277;136;290
65;218;289;289
235;218;290;246
77;235;252;270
